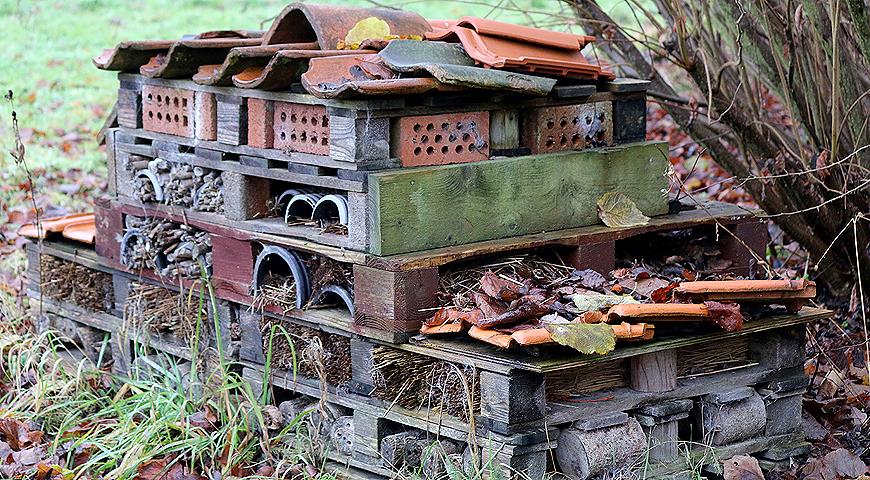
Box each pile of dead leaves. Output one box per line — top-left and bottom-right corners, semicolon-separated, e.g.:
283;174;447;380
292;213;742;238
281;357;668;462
0;417;68;479
423;256;756;354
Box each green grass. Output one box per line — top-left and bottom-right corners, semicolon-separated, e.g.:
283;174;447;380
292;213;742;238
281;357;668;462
0;0;640;174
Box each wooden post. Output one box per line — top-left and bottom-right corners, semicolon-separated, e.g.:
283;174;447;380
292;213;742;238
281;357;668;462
352;265;439;335
216;94;247;146
562;241;616;274
479;370;546;435
630;349;677;392
719;221;769;277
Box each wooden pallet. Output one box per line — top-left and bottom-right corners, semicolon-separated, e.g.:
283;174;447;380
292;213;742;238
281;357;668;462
109;128;670;255
92;198;767;341
117;74;648;170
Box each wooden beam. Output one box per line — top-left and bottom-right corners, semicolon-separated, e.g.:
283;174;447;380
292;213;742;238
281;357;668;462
366;142;670;255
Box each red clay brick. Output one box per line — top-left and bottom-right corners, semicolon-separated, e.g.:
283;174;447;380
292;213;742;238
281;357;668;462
521;102;613;154
194;91;217;141
273;102;329;155
397;111;489;167
246;98;274;149
142;85;195;137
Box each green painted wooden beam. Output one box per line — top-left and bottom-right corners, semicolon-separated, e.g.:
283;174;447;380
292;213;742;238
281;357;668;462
367;141;670;255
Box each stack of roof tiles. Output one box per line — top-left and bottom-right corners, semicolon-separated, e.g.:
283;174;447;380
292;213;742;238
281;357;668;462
94;3;614;98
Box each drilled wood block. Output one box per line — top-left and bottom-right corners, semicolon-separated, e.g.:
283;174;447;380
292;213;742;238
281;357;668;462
216;94;247;146
142;85;194;137
247;98;275;149
395;111;490;166
329;114;390;164
194;91;217;141
521;101;613;153
117;88;142;129
273;102;329;154
352;265;438;334
613;94;647;144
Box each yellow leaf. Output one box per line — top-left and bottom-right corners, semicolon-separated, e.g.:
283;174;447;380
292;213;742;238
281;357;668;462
345;17;391;47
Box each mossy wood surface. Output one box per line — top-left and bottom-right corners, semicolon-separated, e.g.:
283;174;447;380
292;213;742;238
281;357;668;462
367;142;670;255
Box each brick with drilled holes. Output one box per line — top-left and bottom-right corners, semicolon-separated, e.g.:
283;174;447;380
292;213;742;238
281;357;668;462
142;85;195;137
273;102;329;155
521;102;613;154
395;112;490;167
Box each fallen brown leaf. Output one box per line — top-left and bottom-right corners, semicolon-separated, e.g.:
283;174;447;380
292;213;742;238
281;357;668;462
722;455;765;480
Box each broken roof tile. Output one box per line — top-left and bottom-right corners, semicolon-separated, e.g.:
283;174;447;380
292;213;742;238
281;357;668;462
607;303;710;322
62;218;97;245
300;54;458;99
192;42;319;86
434;17;595;50
262;2;431;49
426;19;614;80
673;279;816;313
232;50;373;90
17;213;95;240
468;325;516;349
379;40;556;95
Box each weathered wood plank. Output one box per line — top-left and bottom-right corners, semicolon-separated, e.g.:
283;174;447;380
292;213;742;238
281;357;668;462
367;142;670;255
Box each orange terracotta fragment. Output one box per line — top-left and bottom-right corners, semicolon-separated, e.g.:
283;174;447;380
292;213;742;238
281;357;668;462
674;279;816;313
511;328;553;346
420;322;467;335
468;326;516;349
17;213;95;240
611;322;655;340
61;219;97;245
607;303;710;322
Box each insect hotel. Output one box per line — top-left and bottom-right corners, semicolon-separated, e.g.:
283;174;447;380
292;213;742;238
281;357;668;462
24;3;830;478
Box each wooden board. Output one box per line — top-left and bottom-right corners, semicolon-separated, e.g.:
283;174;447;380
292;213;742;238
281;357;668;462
367;142;670;255
405;307;830;374
368;199;761;271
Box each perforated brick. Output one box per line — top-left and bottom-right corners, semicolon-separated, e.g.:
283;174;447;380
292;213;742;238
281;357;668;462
396;112;490;167
521;101;613;154
273;102;329;155
142;85;195;138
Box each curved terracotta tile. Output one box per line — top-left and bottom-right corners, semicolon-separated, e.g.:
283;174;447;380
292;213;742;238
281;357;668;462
468;325;516;349
607;303;710;321
62;219;97;245
611;322;655;340
262;3;431;50
675;279;813;294
232;50;372;90
17;213;95;240
511;328;552;346
93;40;175;71
139;37;262;78
192;42;319;85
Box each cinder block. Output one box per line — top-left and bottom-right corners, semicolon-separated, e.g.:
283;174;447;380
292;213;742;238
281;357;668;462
221;171;270;221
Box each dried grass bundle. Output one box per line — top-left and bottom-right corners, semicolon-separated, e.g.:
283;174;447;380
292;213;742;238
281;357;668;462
545;358;629;400
677;337;751;377
258;317;351;386
124;282;206;342
39;256;114;313
371;346;479;421
252;273;297;315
